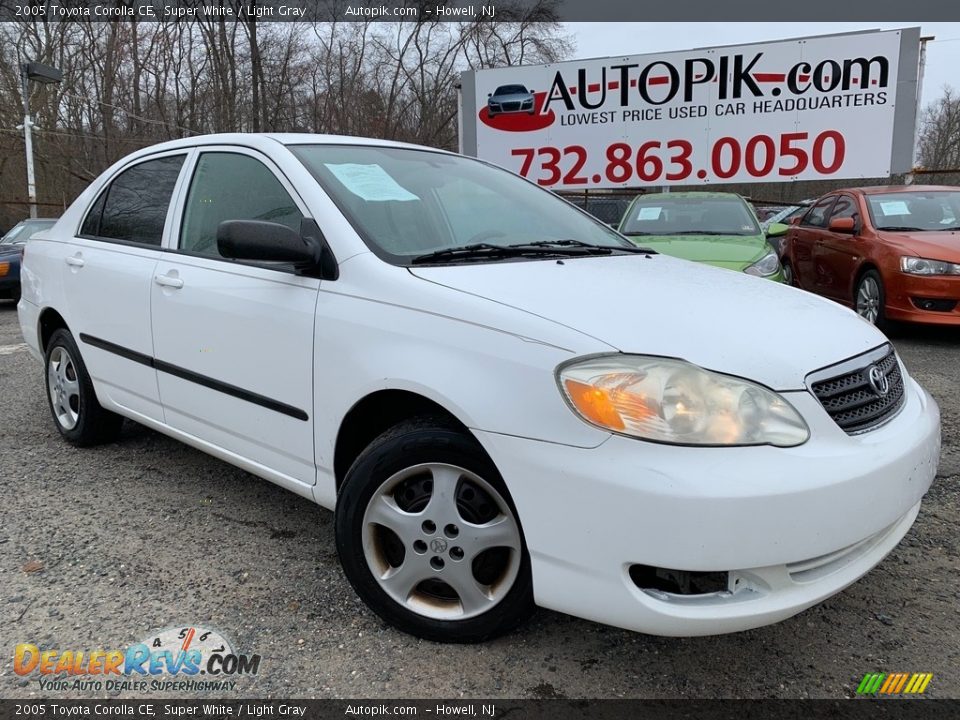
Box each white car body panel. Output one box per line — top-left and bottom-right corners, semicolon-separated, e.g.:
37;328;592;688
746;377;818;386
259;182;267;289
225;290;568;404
17;133;941;637
411;253;888;391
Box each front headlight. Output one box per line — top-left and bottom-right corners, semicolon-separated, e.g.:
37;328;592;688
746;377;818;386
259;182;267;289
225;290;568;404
900;256;960;276
558;355;809;447
744;249;781;277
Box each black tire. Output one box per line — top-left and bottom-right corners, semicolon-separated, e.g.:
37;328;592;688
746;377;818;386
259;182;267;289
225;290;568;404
44;328;123;446
335;416;535;643
854;269;888;331
782;259;796;287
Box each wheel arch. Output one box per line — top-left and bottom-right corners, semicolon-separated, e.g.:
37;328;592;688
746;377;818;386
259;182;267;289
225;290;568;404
334;389;480;494
38;307;70;354
852;261;882;300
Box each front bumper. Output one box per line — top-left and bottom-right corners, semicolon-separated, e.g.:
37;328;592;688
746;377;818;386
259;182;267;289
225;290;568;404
886;272;960;325
476;377;939;636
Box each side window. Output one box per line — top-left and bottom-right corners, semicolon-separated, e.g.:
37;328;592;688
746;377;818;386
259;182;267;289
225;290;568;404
829;195;858;222
81;155;185;246
801;196;837;228
180;153;303;258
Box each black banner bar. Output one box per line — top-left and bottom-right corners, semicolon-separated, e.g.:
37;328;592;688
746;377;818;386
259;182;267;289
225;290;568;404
0;700;956;720
1;0;959;22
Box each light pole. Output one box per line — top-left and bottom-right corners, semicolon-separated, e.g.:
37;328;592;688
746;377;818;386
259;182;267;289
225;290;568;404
20;61;62;219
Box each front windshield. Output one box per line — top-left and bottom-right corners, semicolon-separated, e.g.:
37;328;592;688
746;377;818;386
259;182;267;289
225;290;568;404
866;191;960;231
621;196;760;237
495;85;528;95
290;145;631;264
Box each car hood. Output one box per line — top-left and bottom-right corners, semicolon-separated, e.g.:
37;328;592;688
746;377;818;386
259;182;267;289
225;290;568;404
409;253;887;390
879;230;960;261
625;234;768;267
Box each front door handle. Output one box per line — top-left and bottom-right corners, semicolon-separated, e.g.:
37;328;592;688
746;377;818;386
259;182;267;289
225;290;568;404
65;256;85;267
154;274;184;289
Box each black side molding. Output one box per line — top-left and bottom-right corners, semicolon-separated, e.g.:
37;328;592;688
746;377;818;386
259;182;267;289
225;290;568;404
78;333;309;422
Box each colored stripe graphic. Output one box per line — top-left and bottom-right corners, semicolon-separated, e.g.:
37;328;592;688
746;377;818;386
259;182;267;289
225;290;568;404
856;672;932;695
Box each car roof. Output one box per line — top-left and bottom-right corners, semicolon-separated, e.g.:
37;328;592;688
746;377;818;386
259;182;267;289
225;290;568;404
848;185;958;195
119;133;451;164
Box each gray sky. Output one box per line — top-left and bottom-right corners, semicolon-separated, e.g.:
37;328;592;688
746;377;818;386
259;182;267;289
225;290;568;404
566;23;960;107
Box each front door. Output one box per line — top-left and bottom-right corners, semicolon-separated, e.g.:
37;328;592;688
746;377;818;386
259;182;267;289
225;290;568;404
150;149;319;489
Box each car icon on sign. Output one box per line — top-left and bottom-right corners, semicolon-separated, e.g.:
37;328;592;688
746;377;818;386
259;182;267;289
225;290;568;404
487;84;536;116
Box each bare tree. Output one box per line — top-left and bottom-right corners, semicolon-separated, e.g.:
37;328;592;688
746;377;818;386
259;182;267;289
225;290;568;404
0;16;574;230
917;86;960;171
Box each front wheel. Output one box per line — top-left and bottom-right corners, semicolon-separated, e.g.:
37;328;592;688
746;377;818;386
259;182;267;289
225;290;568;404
335;417;535;642
782;260;795;287
855;269;887;329
44;328;123;446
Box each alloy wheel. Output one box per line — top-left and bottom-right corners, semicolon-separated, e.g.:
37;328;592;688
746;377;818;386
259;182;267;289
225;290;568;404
48;346;81;430
361;463;522;621
856;276;881;324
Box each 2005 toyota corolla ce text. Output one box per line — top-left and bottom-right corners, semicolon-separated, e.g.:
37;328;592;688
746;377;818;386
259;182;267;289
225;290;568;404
18;134;940;642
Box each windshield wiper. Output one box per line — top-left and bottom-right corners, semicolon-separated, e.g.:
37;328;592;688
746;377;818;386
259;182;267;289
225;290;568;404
411;242;605;264
411;239;654;264
516;239;651;254
669;230;743;236
876;226;926;231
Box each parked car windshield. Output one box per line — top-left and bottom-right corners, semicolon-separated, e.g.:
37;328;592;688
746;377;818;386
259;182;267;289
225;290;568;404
1;218;56;245
621;196;760;236
290;144;632;264
866;191;960;231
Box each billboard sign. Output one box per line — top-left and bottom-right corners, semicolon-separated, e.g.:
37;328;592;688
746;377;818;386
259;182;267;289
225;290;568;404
459;28;921;189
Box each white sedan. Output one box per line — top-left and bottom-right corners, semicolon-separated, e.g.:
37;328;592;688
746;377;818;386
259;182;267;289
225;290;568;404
18;134;940;642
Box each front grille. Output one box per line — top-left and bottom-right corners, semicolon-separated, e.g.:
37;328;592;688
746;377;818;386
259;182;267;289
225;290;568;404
810;346;905;434
502;102;521;111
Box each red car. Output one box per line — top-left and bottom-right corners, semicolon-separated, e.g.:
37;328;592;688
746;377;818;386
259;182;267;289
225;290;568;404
783;185;960;328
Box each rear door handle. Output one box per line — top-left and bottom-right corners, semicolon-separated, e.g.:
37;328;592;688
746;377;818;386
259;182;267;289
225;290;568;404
154;274;184;289
65;256;84;267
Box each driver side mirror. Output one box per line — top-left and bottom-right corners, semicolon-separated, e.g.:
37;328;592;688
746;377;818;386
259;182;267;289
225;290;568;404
217;218;339;280
828;217;856;234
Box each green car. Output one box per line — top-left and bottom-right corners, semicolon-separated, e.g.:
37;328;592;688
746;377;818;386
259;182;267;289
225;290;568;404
617;192;786;282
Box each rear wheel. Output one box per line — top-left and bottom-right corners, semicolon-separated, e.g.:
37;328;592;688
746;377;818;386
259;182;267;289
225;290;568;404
335;417;535;642
44;329;123;446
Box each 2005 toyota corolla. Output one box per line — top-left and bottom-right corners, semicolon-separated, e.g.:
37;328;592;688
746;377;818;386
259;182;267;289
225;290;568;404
18;134;940;643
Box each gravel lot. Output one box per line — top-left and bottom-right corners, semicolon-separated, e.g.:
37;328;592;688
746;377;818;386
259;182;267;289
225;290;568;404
1;299;957;700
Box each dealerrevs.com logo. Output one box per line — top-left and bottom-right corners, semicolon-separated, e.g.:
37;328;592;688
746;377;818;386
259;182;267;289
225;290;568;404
14;626;260;693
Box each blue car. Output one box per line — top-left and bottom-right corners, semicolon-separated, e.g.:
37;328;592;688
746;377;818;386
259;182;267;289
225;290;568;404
487;84;536;116
0;218;57;302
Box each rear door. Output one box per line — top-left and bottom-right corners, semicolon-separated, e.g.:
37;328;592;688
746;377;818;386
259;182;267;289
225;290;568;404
63;151;189;422
150;147;319;489
791;195;836;292
813;193;862;301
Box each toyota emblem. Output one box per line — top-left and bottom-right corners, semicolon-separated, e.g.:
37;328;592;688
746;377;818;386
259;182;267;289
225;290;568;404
430;538;448;553
867;365;890;397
